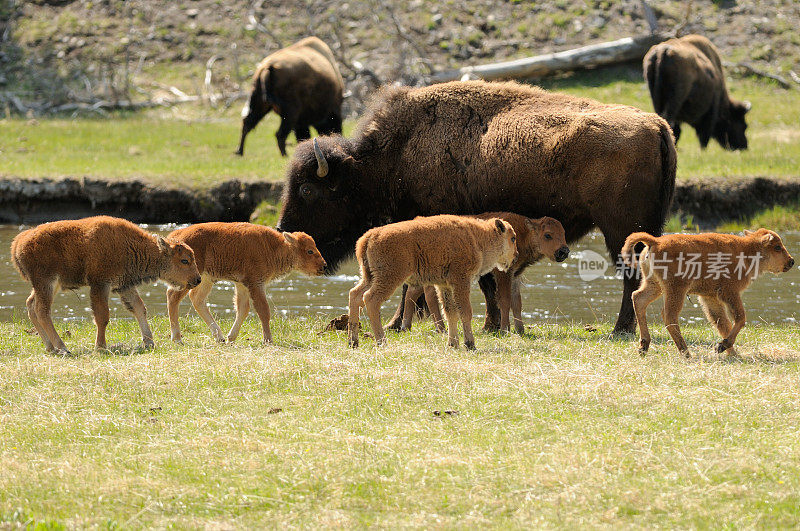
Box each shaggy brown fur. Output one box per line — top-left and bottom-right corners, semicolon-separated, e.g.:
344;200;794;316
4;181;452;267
166;222;326;344
623;229;794;357
348;214;517;349
11;216;201;354
400;213;569;334
236;37;344;156
278;79;677;335
644;34;750;150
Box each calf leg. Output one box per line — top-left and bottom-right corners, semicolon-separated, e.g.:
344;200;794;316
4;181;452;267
362;279;402;347
26;288;54;352
348;278;370;348
716;290;747;353
510;278;525;335
245;283;272;344
386;284;408;331
495;271;513;333
452;279;476;350
188;276;224;342
226;283;251;343
401;285;425;331
89;284;111;350
423;285;446;333
662;287;689;357
167;287;189;343
33;281;69;354
437;286;461;348
632;278;662;354
119;288;154;349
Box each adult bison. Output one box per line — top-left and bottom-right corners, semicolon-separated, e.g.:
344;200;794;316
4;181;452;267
276;80;676;333
236;36;344;157
643;34;750;150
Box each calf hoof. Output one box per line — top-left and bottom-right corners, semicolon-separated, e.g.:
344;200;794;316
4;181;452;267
225;335;237;343
142;339;155;350
348;338;359;349
638;339;650;355
464;340;476;350
681;349;691;359
170;335;182;344
447;338;459;348
55;347;72;357
385;317;403;331
514;326;525;335
715;341;730;354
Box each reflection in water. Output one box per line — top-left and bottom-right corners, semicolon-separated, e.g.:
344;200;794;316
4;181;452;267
0;225;798;325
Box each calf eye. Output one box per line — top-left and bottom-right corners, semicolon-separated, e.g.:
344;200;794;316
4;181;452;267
775;245;782;251
181;259;190;265
545;234;553;240
511;236;516;243
307;249;314;255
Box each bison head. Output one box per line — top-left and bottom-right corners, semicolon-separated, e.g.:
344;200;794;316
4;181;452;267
277;137;378;272
716;99;750;150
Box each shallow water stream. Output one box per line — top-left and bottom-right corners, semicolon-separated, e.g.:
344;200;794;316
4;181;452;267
1;225;798;326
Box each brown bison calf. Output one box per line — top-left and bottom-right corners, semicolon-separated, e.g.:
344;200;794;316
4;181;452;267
401;213;569;334
644;34;750;150
166;222;326;344
11;216;202;355
623;229;794;357
348;215;518;349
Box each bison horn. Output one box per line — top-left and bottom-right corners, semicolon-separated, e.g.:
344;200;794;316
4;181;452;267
313;138;329;178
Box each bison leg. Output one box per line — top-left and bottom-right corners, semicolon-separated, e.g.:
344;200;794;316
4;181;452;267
294;123;311;143
437;286;461;349
89;283;111;351
605;236;642;335
386;284;408;330
715;289;746;354
698;295;736;355
661;286;690;357
423;285;446;333
632;277;661;354
453;279;476;350
511;278;525;335
32;281;69;354
246;282;272;344
119;288;154;350
495;271;513;333
348;278;370;348
188;276;225;342
226;283;251;343
26;287;55;353
401;285;425;331
276;112;298;157
167;286;189;343
479;273;501;331
236;105;267;156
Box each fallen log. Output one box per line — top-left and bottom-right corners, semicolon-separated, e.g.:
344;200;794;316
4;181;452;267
429;33;669;84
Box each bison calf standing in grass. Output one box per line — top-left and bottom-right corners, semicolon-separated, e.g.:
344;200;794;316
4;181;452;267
623;229;794;357
166;223;326;344
11;216;202;355
348;215;518;350
401;213;569;334
644;34;750;150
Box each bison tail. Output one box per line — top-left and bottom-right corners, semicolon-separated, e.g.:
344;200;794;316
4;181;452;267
654;123;677;234
621;232;659;268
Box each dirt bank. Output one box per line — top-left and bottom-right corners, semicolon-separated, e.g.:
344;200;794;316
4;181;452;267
0;176;797;226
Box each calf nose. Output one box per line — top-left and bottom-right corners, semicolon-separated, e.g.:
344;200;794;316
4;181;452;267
192;276;202;287
555;246;570;262
788;258;795;269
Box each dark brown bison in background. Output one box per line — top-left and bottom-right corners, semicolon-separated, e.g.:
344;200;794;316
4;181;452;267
644;34;750;150
276;80;677;333
236;36;344;157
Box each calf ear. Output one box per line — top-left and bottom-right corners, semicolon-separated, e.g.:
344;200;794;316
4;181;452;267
157;236;170;252
494;219;506;233
283;231;297;244
761;233;776;245
743;229;754;236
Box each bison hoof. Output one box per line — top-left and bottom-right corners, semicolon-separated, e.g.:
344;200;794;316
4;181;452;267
142;339;155;350
681;349;691;359
464;340;476;350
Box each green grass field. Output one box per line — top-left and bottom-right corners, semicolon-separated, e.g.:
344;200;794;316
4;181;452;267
2;316;800;527
0;72;797;188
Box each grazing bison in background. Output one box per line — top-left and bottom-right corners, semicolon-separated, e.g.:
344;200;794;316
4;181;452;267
277;80;677;333
643;34;750;150
236;36;344;157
